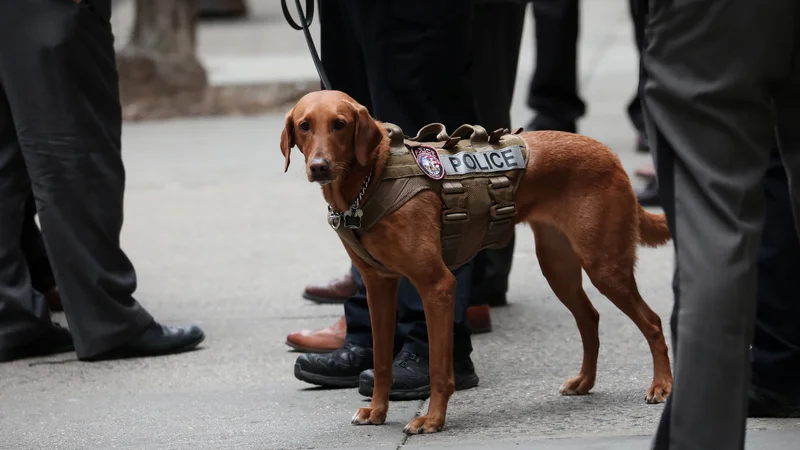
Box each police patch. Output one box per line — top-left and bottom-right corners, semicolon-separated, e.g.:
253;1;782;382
411;145;445;180
440;146;526;175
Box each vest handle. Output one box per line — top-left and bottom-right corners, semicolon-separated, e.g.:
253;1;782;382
443;124;489;149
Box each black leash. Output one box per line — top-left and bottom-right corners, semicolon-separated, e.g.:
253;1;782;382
281;0;331;90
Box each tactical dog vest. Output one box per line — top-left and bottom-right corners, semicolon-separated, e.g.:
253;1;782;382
330;122;529;273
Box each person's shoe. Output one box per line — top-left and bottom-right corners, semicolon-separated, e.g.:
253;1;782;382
0;323;74;362
526;115;577;133
302;272;358;304
636;178;661;207
358;351;480;401
80;322;205;362
748;384;800;418
466;305;492;334
45;288;63;312
286;316;346;353
294;342;373;388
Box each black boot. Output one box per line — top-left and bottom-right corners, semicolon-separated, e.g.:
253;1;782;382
358;351;480;401
294;342;373;388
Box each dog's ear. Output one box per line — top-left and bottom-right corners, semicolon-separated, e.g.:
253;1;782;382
353;106;383;167
279;110;295;173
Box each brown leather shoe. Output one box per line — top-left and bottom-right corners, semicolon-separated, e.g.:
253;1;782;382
302;272;358;304
466;305;492;334
45;288;63;312
286;316;347;353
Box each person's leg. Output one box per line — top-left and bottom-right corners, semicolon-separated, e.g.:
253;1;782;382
748;148;800;417
19;195;62;313
626;0;648;152
0;1;202;361
0;69;73;362
348;0;479;400
469;0;524;301
20;195;58;295
643;0;795;448
750;2;800;418
526;0;583;132
291;0;379;385
465;0;526;333
298;0;374;307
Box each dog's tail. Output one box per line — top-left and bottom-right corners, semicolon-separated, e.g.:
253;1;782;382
638;207;671;247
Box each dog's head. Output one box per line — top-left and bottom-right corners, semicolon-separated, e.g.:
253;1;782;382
279;90;384;185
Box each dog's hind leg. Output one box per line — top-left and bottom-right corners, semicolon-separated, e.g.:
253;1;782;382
580;244;673;404
531;222;600;396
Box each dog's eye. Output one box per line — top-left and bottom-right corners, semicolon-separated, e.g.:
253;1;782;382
298;121;310;132
332;119;346;131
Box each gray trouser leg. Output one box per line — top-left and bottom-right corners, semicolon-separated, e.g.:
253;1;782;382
643;0;800;449
0;1;153;359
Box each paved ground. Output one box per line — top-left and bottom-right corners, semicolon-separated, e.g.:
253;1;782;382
2;1;800;449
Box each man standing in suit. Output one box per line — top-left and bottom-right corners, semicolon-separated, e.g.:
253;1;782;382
641;0;800;447
0;0;204;362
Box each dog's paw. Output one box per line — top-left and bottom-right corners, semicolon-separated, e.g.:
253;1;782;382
559;374;594;396
645;379;671;404
351;407;386;425
403;415;445;435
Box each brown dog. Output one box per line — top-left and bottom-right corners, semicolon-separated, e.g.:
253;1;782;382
280;90;673;434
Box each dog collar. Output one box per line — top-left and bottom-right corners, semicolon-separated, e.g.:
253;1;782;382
327;174;371;230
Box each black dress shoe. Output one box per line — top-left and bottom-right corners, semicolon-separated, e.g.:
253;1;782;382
749;384;800;418
636;178;661;207
294;342;373;388
526;115;577;133
81;322;205;362
358;351;480;401
0;323;74;363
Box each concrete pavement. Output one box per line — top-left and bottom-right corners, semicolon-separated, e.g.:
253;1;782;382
2;1;799;449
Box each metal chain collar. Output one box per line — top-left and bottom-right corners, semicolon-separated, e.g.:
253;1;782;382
327;174;371;230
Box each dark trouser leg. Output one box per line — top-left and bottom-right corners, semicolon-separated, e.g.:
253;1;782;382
467;2;525;308
343;266;373;348
626;0;647;139
751;149;800;397
0;80;53;351
754;3;800;399
527;0;584;129
643;1;798;448
346;0;478;360
20;195;56;295
0;1;153;359
318;0;376;348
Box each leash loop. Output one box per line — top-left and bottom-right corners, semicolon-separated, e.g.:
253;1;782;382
281;0;331;90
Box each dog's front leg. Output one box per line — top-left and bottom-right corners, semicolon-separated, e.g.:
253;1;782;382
403;266;457;434
351;268;398;426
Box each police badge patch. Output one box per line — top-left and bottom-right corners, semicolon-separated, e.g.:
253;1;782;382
411;145;445;180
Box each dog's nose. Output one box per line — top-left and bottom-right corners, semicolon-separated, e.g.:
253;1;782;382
309;157;331;180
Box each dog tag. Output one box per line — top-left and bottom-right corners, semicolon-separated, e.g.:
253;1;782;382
343;209;363;229
328;213;342;230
